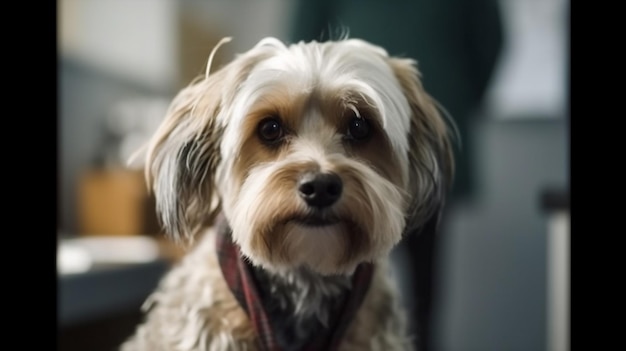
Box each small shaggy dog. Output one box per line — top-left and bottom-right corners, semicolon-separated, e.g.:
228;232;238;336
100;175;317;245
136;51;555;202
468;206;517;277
122;37;454;351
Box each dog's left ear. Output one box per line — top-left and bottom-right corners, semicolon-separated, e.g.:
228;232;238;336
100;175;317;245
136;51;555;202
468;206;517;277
388;58;455;233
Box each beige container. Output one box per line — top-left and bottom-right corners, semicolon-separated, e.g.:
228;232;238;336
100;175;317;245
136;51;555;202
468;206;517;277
78;168;160;236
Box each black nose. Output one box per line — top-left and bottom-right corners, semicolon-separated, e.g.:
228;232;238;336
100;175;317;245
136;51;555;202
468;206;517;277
298;172;343;208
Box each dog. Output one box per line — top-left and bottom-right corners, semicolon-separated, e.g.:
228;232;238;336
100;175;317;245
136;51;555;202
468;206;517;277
121;36;454;351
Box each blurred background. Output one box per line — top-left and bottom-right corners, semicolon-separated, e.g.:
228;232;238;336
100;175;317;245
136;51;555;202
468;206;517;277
58;0;569;350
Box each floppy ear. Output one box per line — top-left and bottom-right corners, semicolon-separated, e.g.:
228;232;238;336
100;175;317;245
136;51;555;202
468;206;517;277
144;70;225;242
143;44;271;242
388;58;456;233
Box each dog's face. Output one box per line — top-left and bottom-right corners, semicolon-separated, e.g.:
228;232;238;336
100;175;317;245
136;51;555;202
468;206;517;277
145;38;453;275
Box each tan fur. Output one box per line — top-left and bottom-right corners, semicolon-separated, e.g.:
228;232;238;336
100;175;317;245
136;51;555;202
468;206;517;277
389;58;455;231
234;90;403;189
143;48;278;241
121;229;256;351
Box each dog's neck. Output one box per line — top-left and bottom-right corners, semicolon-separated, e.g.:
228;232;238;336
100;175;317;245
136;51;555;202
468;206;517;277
250;265;352;349
215;215;373;350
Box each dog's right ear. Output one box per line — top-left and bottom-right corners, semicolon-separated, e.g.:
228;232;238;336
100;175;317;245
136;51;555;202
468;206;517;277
143;39;276;242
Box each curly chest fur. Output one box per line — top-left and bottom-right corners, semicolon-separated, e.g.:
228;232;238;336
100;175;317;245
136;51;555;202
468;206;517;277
121;229;413;351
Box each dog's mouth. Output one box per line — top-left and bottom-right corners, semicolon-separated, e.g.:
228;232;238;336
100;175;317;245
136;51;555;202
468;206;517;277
290;213;341;227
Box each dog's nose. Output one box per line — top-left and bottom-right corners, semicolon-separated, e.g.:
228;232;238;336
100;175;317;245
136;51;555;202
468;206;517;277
298;172;343;208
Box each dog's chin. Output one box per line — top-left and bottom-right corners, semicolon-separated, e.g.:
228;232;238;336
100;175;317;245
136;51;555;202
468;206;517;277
282;218;360;275
237;213;371;276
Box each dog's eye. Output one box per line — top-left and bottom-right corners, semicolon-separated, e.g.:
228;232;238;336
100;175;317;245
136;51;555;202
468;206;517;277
258;117;283;143
347;117;371;140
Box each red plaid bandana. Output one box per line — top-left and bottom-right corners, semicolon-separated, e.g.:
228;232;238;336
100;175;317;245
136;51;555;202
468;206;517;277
215;217;374;351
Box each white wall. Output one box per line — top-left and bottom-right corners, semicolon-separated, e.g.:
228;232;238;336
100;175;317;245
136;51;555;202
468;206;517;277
485;0;567;119
58;0;179;91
